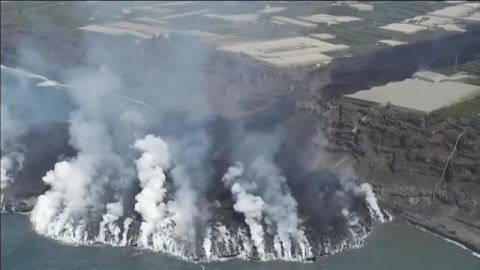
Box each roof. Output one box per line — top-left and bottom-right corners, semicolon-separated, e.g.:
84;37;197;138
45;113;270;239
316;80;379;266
342;79;480;114
412;71;447;83
218;36;347;67
78;24;152;39
378;39;407;47
380;23;428;34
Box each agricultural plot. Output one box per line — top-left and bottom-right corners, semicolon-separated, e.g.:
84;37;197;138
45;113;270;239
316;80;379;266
431;97;480;120
2;1;477;68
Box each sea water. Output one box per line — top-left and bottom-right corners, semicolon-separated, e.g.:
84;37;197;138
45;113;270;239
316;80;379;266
1;213;479;270
1;65;75;125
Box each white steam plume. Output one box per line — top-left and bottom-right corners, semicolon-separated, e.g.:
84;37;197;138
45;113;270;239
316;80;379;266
222;162;267;260
1;156;13;208
0;105;26;209
355;183;385;223
215;224;232;255
203;226;213;260
31;155;101;243
237;131;312;260
31;66;136;244
0;158;13;190
133;134;172;248
98;201;124;245
338;169;386;223
249;155;311;260
166;130;212;255
120;217;133;246
341;208;366;246
167;166;201;248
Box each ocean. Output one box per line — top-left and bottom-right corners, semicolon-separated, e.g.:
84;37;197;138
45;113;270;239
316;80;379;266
1;213;479;270
0;65;74;125
1;66;479;270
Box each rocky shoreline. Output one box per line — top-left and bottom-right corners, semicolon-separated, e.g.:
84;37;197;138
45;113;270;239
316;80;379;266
1;119;384;262
296;96;480;255
401;212;480;255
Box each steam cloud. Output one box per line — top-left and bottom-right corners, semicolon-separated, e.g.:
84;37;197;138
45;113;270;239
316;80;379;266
31;66;137;244
222;162;267;259
2;2;390;262
224;129;314;260
134;134;171;248
1;103;26;210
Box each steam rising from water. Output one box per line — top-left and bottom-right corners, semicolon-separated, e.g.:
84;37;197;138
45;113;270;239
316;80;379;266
1;155;15;208
2;59;390;261
1;104;26;210
358;183;386;223
2;5;389;261
222;162;267;259
134;134;171;248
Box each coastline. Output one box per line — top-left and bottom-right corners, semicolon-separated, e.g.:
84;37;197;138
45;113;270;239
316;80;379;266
400;212;480;258
3;212;480;270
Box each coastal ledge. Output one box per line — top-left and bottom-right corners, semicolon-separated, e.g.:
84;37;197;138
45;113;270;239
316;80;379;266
296;88;480;259
400;212;480;255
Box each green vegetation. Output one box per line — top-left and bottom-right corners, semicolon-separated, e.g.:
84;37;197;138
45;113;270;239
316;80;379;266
431;97;480;120
0;1;471;58
1;2;93;32
0;1;150;36
460;60;480;73
433;59;480;81
303;1;457;56
433;66;459;76
430;57;480;120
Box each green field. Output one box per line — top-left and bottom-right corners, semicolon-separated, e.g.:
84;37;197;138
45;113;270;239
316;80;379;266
431;97;480;120
432;65;459;76
431;58;480;120
0;1;152;35
433;58;480;82
0;1;468;58
1;2;93;31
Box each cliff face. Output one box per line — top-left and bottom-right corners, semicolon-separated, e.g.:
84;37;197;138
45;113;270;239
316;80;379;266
1;123;76;212
296;96;480;251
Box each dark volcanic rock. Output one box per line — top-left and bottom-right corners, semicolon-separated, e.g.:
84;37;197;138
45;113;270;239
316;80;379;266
1;116;376;261
2;122;76;211
296;94;480;253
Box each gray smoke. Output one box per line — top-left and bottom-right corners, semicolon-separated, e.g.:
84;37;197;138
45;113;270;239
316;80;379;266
1;83;27;209
133;134;171;248
30;65;138;243
166;128;213;255
1;105;25;150
25;2;217;254
222;162;267;259
338;168;385;223
4;1;389;262
0;152;24;209
225;127;312;259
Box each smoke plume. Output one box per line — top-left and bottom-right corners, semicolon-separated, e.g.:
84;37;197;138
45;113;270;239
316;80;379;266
2;1;390;262
1;100;26;210
222;162;267;259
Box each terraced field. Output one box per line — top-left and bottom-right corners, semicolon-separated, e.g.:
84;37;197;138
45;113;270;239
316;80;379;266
432;97;480;120
0;1;469;52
